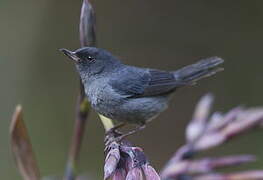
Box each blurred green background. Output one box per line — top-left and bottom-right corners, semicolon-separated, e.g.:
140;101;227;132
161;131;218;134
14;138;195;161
1;0;263;179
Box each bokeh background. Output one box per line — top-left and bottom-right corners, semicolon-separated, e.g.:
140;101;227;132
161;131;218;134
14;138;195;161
1;0;263;179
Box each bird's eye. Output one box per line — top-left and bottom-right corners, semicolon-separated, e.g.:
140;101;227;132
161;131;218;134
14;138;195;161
87;55;94;61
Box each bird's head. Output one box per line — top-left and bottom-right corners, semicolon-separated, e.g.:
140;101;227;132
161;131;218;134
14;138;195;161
60;47;121;78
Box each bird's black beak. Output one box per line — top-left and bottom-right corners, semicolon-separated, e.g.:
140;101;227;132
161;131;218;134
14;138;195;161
59;48;80;63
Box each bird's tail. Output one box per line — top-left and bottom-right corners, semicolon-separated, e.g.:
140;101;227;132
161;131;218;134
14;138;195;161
173;57;224;85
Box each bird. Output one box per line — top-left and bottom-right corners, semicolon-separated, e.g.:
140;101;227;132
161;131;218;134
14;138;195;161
60;47;224;141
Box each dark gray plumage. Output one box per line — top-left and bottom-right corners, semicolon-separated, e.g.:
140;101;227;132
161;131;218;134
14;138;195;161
60;47;224;127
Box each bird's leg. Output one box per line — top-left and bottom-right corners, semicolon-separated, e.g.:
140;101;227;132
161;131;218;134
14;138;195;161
106;122;126;135
104;123;146;152
105;122;126;145
113;123;146;142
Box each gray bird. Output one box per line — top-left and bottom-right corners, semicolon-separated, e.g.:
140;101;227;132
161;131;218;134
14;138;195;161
60;47;224;140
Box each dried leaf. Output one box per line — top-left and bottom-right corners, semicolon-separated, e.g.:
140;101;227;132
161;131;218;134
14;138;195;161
10;105;40;180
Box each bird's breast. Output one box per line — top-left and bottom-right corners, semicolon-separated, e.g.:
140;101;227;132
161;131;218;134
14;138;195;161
85;80;123;117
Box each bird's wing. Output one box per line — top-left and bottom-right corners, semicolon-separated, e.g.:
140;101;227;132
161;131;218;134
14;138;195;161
109;68;186;98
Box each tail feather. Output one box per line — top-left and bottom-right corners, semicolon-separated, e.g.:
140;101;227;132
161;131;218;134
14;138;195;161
173;57;224;84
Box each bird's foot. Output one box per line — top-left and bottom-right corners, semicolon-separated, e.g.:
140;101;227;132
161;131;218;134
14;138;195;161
104;122;126;143
104;130;122;147
104;124;146;148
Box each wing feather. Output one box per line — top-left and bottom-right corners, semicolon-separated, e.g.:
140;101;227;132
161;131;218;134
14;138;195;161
110;68;184;98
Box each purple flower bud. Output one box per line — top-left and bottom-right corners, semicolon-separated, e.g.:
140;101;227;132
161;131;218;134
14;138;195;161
222;109;263;137
194;132;226;150
104;146;121;179
79;0;96;47
227;170;263;179
104;131;159;180
207;107;242;131
186;94;214;143
195;171;263;180
126;167;143;180
112;168;127;180
120;146;147;169
142;164;160;180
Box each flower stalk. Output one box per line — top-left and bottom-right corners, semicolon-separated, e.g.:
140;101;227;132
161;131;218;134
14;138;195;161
64;0;96;179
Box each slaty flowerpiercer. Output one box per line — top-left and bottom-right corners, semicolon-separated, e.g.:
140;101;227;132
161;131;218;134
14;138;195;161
60;47;224;140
